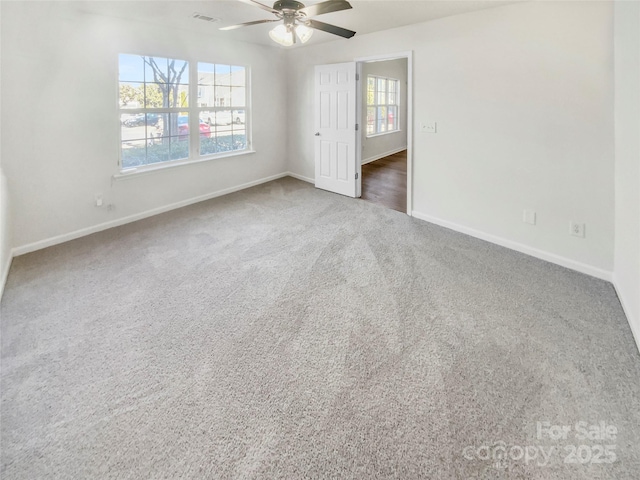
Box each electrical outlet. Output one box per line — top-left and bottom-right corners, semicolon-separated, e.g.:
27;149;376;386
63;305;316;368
95;194;103;207
523;209;536;225
570;221;585;238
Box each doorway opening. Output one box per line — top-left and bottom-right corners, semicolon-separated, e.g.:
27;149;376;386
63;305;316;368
356;53;412;215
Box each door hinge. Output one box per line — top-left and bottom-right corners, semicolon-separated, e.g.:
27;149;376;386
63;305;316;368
355;123;359;131
355;173;359;180
356;73;360;81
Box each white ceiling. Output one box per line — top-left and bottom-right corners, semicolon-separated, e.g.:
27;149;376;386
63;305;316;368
72;0;522;48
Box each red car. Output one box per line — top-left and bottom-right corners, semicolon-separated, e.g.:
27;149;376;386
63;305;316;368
178;116;211;138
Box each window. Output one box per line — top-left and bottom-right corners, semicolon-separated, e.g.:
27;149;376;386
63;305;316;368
197;63;247;157
366;75;400;136
118;54;249;171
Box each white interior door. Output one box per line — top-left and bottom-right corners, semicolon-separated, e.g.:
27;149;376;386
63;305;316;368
314;62;358;198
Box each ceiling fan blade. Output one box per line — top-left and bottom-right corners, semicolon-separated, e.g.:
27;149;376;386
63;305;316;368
235;0;281;15
220;19;279;31
306;19;355;39
298;1;352;18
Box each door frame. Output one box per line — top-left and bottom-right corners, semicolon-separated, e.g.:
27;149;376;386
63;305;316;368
355;51;413;215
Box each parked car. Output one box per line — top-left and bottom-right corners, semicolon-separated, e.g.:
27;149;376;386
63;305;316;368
123;113;160;127
178;116;211;138
206;110;245;126
123;113;144;127
147;114;160;126
212;111;231;126
233;110;245;125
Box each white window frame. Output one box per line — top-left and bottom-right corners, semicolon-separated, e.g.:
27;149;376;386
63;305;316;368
366;75;400;137
117;54;253;175
194;63;251;160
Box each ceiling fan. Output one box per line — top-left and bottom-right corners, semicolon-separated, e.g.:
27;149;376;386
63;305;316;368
220;0;356;46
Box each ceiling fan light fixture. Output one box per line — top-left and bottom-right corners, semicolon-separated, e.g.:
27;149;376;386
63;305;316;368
295;24;313;43
224;0;356;44
269;24;294;46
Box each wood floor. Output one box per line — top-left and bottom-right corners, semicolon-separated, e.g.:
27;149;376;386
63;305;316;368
360;150;407;213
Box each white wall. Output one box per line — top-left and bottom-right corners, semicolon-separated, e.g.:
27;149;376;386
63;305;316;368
0;1;288;252
614;1;640;347
0;167;12;298
361;58;408;163
286;1;615;277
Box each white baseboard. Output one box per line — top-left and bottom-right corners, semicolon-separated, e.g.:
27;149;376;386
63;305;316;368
12;172;291;257
0;251;13;301
612;275;640;354
411;210;613;282
362;146;407;165
286;172;314;184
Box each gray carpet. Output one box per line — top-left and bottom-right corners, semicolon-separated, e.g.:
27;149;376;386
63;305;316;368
1;177;639;479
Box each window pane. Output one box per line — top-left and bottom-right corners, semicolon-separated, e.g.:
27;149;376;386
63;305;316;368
170;84;189;108
198;85;215;107
215;64;231;85
199;111;216;156
388;106;397;131
171;59;189;84
145;142;170;166
200;110;214;127
232;127;247;151
175;113;188;137
232;109;246;125
366;107;375;135
389;80;398;105
121;116;146;142
145;114;162;140
170;136;189;160
388;79;396;93
230;87;246;107
198;62;215;86
216;121;233;136
216;124;234;153
388;90;396;105
144;83;164;108
377;106;387;133
143;56;168;83
215;86;231;107
377;78;386;104
120;82;144;109
367;85;375;106
215;110;233;126
230;66;246;87
121;139;147;169
119;55;145;82
199;111;247;156
200;137;217;156
197;118;212;140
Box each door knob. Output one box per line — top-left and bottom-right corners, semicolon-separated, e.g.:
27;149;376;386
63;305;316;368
315;132;320;136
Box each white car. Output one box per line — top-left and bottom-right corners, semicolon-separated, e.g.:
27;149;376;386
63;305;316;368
200;110;246;126
232;110;245;125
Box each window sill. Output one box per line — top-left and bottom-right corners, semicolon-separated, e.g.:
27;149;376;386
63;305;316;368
113;149;256;180
366;130;401;139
